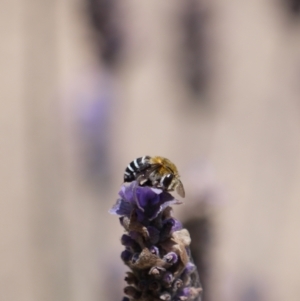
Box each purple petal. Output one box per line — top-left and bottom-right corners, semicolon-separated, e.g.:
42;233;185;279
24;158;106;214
160;218;182;241
150;187;163;194
158;197;182;213
129;231;143;243
136;208;147;223
121;250;132;262
119;182;137;203
121;234;139;250
149;246;160;256
147;204;163;221
162;271;174;286
147;226;160;244
109;198;132;216
163;252;178;264
136;186;160;210
157;190;176;202
163;218;183;232
184;262;196;275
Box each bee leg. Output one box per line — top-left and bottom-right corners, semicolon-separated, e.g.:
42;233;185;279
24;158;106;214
153;180;160;186
137;174;152;186
138;178;148;186
139;178;148;185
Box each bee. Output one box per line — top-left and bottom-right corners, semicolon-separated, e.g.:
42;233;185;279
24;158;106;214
123;156;185;197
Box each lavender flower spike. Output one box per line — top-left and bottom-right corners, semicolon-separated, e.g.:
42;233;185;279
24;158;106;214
110;181;203;301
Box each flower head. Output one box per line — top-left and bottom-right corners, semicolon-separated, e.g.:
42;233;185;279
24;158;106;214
110;181;202;301
110;182;181;222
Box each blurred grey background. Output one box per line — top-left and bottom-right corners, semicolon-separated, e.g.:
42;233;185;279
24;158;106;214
1;0;300;301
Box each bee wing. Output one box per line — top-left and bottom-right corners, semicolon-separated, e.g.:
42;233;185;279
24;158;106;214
176;179;185;198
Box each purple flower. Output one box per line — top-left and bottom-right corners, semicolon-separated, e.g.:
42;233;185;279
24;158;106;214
160;218;183;241
121;250;133;262
163;252;178;264
162;271;174;287
109;181;181;222
121;234;140;251
109;182;202;301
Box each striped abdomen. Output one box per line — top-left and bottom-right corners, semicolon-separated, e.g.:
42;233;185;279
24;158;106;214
124;156;151;182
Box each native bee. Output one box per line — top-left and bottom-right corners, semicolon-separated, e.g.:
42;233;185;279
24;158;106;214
123;156;185;197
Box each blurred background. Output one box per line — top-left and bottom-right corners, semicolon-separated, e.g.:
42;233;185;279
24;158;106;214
1;0;300;300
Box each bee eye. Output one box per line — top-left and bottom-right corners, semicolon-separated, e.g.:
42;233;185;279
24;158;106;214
161;174;174;188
